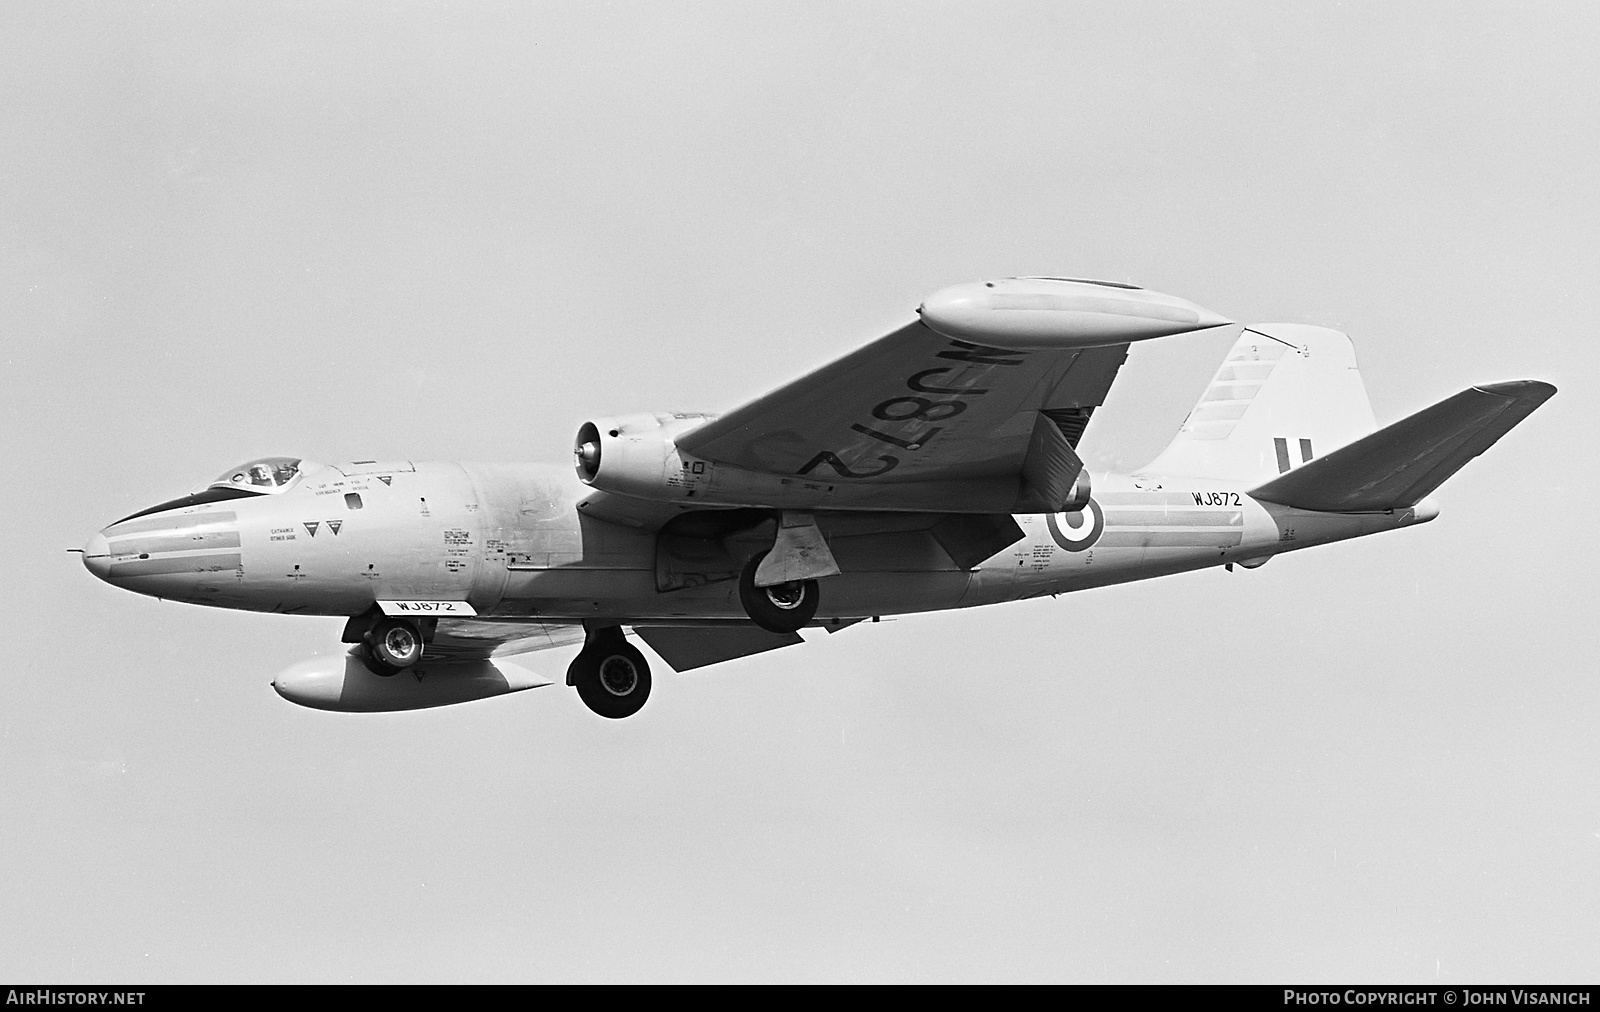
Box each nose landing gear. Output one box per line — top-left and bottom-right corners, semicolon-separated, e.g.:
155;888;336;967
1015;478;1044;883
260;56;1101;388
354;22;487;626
360;616;425;676
568;627;652;719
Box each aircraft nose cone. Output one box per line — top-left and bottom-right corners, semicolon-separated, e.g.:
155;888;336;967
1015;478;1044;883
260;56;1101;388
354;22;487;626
82;531;112;581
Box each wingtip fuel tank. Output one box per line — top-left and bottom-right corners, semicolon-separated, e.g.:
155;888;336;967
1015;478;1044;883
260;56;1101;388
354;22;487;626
272;652;552;712
918;277;1232;349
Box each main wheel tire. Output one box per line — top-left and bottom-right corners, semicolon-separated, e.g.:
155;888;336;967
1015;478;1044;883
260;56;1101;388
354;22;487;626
739;550;820;634
361;617;423;676
570;639;652;719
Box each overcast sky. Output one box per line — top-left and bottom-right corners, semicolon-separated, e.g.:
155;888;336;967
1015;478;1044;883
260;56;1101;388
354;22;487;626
3;1;1597;983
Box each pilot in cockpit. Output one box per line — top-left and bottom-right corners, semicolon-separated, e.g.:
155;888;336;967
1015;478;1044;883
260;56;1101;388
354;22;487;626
214;457;302;493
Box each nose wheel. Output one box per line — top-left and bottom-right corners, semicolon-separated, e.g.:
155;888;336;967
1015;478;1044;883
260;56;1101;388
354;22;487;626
739;550;819;634
360;616;425;676
568;628;652;719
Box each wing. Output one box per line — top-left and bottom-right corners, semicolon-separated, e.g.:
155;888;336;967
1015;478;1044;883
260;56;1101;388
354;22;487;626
435;616;814;673
678;320;1125;484
673;279;1229;512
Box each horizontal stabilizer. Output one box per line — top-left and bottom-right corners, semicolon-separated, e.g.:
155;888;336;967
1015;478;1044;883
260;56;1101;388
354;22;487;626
1248;381;1555;512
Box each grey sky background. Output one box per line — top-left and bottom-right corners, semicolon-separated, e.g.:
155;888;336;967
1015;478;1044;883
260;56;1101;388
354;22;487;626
3;1;1597;983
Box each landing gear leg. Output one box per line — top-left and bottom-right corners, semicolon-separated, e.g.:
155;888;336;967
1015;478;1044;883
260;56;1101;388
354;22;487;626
568;627;652;719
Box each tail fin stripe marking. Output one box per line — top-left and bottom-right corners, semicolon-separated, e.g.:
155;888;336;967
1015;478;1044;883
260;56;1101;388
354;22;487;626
1299;438;1314;464
1274;438;1291;474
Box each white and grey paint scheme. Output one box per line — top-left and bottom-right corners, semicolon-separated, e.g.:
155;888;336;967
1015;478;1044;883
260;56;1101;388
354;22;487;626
80;278;1555;719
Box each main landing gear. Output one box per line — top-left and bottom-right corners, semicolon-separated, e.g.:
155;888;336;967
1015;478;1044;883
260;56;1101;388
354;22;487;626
568;626;652;719
739;549;819;634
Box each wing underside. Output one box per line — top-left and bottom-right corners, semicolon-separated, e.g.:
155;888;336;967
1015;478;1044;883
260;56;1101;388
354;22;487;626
429;617;588;661
575;279;1233;521
431;614;826;673
677;321;1128;489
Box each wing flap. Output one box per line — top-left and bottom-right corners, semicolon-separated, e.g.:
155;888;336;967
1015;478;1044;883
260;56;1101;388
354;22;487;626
633;624;804;672
1248;381;1556;512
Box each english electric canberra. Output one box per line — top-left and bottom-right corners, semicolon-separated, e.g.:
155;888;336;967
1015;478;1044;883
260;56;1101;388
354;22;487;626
81;279;1554;717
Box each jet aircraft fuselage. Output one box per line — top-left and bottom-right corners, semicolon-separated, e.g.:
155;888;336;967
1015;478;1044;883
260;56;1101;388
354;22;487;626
79;278;1554;718
82;460;1433;625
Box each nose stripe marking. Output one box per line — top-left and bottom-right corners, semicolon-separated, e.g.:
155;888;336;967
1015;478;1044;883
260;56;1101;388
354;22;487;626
110;531;241;556
109;553;242;577
104;511;239;538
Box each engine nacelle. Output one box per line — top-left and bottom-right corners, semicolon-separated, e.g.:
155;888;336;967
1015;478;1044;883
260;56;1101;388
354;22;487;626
574;412;717;500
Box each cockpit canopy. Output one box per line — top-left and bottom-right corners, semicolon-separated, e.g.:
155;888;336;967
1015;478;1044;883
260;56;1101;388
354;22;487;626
112;456;310;524
208;456;302;494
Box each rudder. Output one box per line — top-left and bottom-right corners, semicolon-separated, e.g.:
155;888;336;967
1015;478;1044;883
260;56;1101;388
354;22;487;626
1142;324;1378;483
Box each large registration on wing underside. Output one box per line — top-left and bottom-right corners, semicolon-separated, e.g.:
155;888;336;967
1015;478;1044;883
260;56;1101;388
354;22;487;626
678;320;1124;483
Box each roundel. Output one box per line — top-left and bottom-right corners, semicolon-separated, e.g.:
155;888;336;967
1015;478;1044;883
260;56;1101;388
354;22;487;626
1045;499;1104;553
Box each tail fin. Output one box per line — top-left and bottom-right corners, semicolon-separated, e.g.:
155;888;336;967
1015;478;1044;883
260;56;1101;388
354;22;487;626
1248;380;1555;512
1143;325;1377;483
